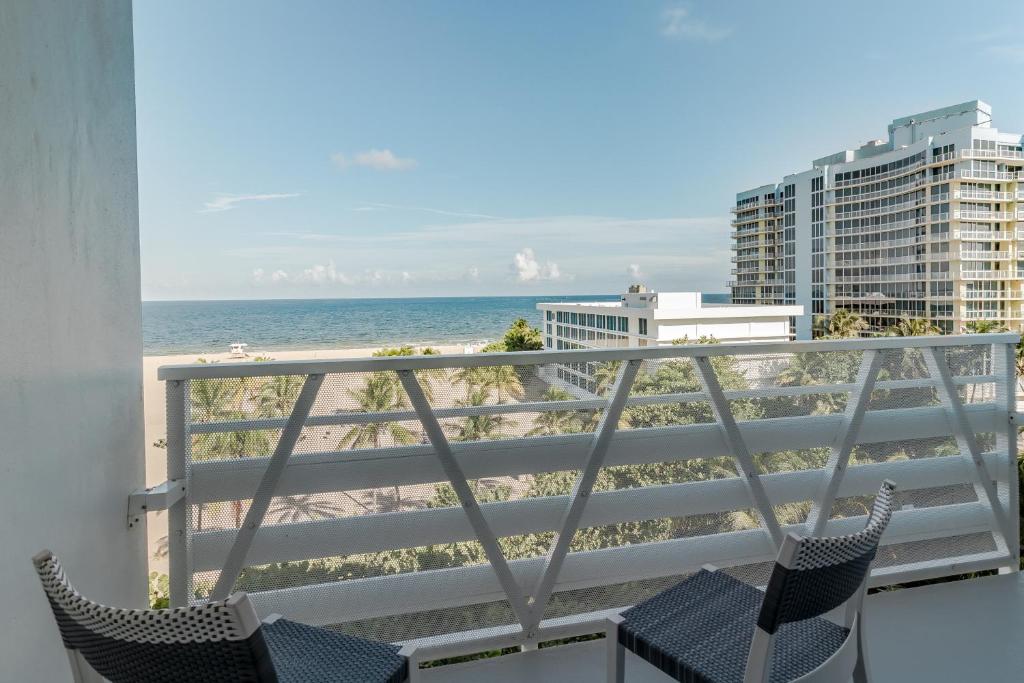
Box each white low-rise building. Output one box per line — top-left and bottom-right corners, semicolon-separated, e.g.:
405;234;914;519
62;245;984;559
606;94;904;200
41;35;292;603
536;286;802;394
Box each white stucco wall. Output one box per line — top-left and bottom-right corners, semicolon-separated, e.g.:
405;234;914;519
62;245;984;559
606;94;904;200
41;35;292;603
0;1;147;680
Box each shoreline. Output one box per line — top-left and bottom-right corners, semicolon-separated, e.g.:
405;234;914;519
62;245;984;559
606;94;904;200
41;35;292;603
142;338;497;357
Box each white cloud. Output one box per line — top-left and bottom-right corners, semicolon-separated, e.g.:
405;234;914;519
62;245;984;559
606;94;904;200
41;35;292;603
252;268;265;282
271;269;289;283
359;202;501;220
661;6;732;42
332;149;418;171
201;192;300;213
628;263;643;278
512;248;562;282
985;45;1024;63
466;266;481;281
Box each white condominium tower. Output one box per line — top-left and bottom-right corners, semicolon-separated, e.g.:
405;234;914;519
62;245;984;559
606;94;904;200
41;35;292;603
730;100;1023;339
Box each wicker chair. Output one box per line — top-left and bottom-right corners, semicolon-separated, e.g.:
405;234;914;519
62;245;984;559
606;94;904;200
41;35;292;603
33;550;415;683
606;480;897;683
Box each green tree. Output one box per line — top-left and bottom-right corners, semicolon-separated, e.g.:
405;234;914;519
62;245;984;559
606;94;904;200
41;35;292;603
255;375;304;417
447;386;505;442
886;316;941;337
964;320;1007;334
502;317;544;351
825;309;869;338
527;387;583;436
592;361;622;397
339;372;418;508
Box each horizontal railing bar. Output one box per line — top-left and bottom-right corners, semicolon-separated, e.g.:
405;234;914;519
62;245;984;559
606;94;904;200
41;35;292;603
244;502;991;625
393;550;1012;661
186;375;997;435
158;333;1020;380
190;452;1006;571
189;403;1001;504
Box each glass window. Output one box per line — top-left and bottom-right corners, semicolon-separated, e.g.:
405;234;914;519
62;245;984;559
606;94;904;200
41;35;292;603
570;312;578;325
546;310;553;321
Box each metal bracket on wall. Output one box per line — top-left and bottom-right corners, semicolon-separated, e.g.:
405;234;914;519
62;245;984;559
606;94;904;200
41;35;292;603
127;479;186;528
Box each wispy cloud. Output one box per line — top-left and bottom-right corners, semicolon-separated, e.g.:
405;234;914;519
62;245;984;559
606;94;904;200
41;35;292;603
332;149;418;171
661;6;732;43
512;248;563;282
351;202;502;220
985;45;1024;63
628;263;643;279
201;192;300;213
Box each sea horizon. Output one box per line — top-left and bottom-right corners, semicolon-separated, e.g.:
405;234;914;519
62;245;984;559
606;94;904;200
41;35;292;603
142;292;730;355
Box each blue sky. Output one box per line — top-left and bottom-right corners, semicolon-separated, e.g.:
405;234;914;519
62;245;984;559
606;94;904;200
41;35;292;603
133;0;1024;300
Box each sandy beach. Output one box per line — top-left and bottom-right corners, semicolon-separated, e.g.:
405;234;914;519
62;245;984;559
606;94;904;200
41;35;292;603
142;343;483;574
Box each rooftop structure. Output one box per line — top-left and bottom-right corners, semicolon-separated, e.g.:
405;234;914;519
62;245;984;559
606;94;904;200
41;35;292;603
731;100;1024;338
537;288;801;394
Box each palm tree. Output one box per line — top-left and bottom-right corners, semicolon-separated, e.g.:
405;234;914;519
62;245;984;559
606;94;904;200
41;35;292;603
269;494;344;524
339;372;418;507
484;364;524;403
447;386;504;442
190;377;242;422
964;320;1007;334
593;361;622;397
825;309;868;338
255;375;304;417
527;387;583;436
886;316;941;337
190;376;270;528
450;365;490;391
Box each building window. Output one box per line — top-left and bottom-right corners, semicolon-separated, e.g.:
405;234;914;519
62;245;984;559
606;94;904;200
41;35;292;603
639;318;648;336
546;310;553;321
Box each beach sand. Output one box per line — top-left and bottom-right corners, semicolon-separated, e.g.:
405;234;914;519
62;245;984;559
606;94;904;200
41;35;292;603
142;343;480;576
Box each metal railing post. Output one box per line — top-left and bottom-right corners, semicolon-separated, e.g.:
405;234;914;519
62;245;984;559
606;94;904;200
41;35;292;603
925;347;1012;557
805;350;882;536
695;355;783;549
524;359;641;632
166;379;190;607
994;342;1020;572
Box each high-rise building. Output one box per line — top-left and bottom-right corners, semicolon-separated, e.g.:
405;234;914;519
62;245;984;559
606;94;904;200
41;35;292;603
730;100;1024;338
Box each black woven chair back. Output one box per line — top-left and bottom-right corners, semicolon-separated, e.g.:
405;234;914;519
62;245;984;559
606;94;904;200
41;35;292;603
756;480;896;634
33;551;277;683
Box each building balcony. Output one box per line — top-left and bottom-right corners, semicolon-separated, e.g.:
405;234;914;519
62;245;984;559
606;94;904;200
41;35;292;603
954;189;1015;201
960;148;1024;161
960;289;1023;300
831;159;928;189
960;270;1024;280
832;273;927;283
133;335;1022;681
960;169;1018;181
961;309;1010;320
960;250;1014;260
954;229;1017;241
954;210;1016;221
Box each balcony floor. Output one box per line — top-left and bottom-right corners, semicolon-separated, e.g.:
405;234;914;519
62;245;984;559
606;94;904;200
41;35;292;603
421;571;1024;683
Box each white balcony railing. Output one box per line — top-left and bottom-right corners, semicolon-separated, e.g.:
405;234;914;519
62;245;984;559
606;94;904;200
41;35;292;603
960;250;1013;260
954;230;1016;241
961;270;1024;280
151;335;1019;665
954;210;1016;222
960;148;1024;161
960;169;1017;181
954;190;1014;201
961;289;1023;300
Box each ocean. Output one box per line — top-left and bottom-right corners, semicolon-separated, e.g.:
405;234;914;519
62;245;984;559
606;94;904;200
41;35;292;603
142;293;731;355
